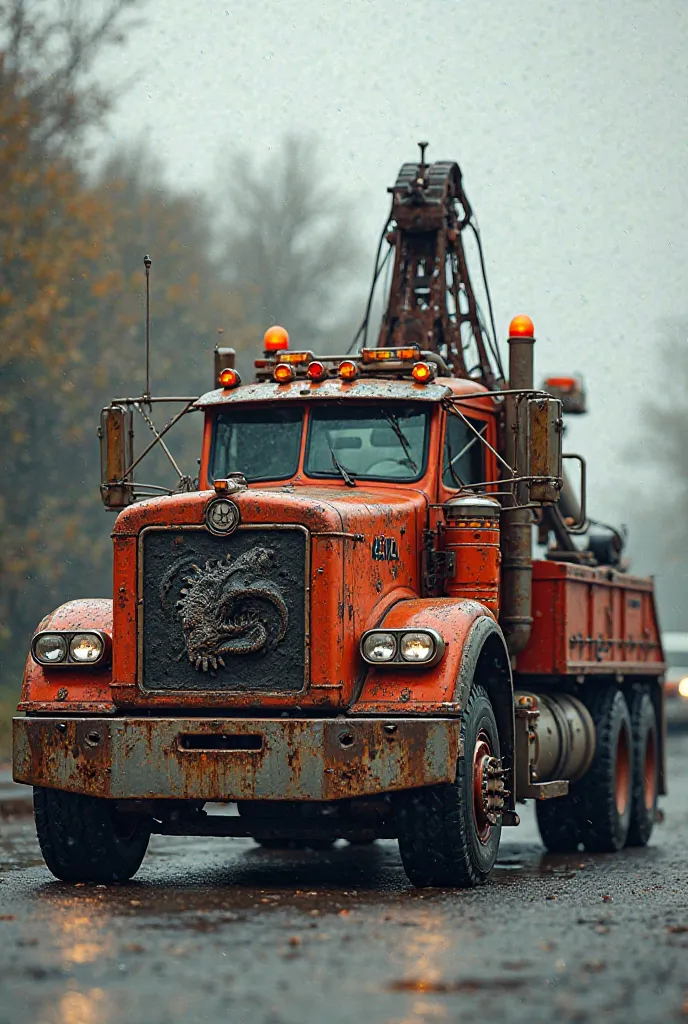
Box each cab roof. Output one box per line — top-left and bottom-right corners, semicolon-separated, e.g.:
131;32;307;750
195;376;494;409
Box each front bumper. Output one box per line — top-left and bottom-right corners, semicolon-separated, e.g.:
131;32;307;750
13;715;461;802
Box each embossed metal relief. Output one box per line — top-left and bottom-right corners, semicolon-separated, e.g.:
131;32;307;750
173;548;288;671
142;527;306;692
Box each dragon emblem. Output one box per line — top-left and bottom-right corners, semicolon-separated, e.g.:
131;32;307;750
162;547;288;672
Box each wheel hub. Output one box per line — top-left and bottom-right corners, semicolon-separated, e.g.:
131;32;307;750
472;732;509;842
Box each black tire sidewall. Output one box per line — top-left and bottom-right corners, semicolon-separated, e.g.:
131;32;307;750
580;687;632;852
457;688;502;878
627;689;658;847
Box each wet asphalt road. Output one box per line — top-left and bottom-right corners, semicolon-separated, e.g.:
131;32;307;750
1;736;687;1024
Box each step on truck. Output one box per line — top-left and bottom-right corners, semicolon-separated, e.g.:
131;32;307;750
13;147;665;887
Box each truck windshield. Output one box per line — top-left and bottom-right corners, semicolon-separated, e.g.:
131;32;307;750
211;406;303;482
305;402;429;482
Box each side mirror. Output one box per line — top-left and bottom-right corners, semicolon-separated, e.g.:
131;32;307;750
98;405;134;510
523;396;563;504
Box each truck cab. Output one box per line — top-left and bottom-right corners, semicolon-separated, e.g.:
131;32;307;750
13;151;666;889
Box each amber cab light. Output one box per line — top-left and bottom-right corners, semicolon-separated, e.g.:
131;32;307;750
273;364;295;384
219;367;241;389
412;361;434;384
307;360;327;381
361;346;420;363
264;325;290;352
277;350;314;364
508;315;535;338
338;360;358;381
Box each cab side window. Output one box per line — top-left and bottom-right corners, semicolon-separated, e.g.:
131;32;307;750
442;414;486;488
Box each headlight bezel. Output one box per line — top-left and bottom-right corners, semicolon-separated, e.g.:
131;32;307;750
359;627;445;667
31;630;111;668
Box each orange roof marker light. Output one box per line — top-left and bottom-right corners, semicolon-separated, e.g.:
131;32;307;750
338;360;358;381
508;315;535;338
273;363;295;384
219;367;241;390
264;325;290;352
307;361;327;382
411;361;435;384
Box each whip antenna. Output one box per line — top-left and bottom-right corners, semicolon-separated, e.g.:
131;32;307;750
144;254;152;402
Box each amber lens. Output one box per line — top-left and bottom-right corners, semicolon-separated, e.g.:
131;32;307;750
273;364;294;383
412;361;432;383
219;368;240;388
339;360;357;380
264;326;290;351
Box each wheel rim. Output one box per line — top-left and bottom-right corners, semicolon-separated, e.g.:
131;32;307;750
472;731;494;844
615;724;631;816
643;727;658;812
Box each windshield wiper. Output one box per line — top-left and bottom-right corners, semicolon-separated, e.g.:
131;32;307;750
381;411;418;473
328;440;357;487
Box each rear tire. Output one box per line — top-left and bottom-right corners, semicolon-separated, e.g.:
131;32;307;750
536;790;583;853
626;687;658;847
578;686;632;852
33;787;151;883
393;685;502;888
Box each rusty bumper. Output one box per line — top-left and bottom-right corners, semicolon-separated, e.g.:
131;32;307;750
13;716;461;802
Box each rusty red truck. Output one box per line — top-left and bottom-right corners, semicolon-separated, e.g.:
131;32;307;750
13;148;665;887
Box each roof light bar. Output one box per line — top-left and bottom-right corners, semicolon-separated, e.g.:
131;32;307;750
361;346;420;363
276;350;315;364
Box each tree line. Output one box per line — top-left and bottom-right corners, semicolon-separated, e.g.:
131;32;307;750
0;0;365;686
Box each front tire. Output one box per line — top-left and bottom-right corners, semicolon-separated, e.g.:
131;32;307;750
393;685;503;888
33;787;151;882
626;687;659;847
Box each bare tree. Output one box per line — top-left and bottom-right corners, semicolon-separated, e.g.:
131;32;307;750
216;135;366;350
641;319;688;514
0;0;142;150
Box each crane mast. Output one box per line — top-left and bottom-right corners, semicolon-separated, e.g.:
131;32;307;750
376;143;503;390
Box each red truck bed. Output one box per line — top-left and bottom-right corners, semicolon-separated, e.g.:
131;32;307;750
516;560;664;677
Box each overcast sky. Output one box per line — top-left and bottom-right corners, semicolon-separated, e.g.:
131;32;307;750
95;0;688;590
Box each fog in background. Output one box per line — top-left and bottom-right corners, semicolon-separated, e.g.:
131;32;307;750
90;0;688;620
2;0;687;696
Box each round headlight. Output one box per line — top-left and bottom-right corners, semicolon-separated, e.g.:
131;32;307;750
34;634;68;665
399;632;435;663
69;633;104;663
362;632;397;663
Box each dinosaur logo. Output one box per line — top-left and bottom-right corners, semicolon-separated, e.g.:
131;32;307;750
163;547;288;672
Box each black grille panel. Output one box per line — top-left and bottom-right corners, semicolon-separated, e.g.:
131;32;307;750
141;527;307;692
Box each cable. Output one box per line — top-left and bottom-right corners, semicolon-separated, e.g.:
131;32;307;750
348;205;394;354
466;219;505;380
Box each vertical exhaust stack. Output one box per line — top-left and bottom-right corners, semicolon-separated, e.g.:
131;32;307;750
501;316;536;656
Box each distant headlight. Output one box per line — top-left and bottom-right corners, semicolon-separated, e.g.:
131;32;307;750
33;634;68;665
360;628;445;667
400;632;435;663
69;633;104;664
362;632;397;663
679;677;688;699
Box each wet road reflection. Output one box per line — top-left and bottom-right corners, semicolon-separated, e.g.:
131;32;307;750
1;737;687;1024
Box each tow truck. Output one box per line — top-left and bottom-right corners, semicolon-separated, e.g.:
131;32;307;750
13;147;665;887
